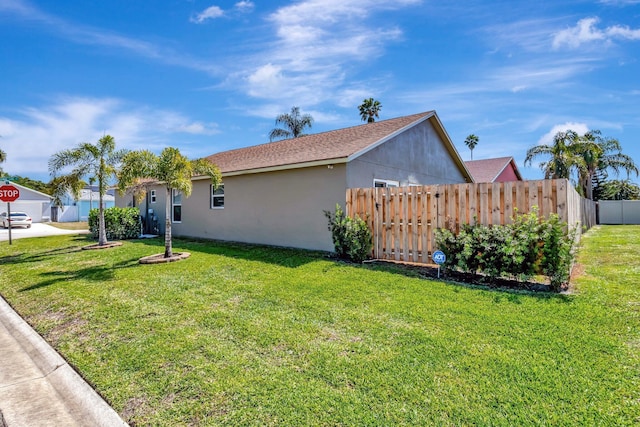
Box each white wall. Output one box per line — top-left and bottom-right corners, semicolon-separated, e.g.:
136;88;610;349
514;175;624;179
1;201;50;223
599;200;640;225
58;206;80;222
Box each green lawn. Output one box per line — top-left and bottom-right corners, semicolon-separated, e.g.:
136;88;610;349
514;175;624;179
0;227;638;426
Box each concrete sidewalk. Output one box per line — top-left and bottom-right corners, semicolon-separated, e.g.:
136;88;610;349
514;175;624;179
0;296;128;426
0;223;90;242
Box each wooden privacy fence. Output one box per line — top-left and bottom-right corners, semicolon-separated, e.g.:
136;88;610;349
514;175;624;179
346;179;596;264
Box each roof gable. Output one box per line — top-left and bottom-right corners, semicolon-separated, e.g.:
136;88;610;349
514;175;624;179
464;157;522;183
3;181;53;200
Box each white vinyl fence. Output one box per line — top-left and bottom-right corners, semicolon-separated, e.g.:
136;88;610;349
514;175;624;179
598;200;640;225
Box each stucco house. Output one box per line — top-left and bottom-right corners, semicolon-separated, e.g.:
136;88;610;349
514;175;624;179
0;181;53;222
116;111;473;251
464;156;523;183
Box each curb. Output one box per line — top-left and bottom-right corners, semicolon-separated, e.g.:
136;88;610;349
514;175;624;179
0;296;128;427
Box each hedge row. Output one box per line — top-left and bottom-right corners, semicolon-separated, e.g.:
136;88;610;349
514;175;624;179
89;207;142;240
435;209;578;291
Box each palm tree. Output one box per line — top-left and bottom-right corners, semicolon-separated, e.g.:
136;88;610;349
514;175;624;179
118;147;221;258
49;135;127;246
0;143;6;176
358;98;382;123
597;179;640;200
524;130;580;180
572;130;638;199
269;107;314;142
464;134;479;160
526;130;639;199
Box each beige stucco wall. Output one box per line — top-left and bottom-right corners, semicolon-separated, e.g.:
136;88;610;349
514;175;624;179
163;164;347;252
346;118;467;187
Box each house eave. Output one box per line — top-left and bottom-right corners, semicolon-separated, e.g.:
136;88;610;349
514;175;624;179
193;158;348;179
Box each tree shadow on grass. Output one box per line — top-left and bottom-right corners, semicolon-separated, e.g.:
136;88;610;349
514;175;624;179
0;245;84;266
19;257;141;292
133;236;323;268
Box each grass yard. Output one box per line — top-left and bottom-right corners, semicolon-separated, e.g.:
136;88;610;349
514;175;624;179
0;227;639;426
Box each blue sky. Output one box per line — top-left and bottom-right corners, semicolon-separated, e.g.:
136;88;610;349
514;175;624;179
1;0;639;183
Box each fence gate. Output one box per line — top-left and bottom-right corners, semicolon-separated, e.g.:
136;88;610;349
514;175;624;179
346;179;595;265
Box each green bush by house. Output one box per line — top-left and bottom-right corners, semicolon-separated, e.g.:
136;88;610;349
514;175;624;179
325;204;373;263
89;207;142;240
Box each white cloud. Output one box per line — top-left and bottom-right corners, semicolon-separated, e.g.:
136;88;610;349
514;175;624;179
190;2;255;23
190;5;224;23
537;122;590;145
606;25;640;39
236;0;419;107
246;64;285;98
234;1;255;13
178;122;209;134
0;97;219;178
483;18;564;53
553;17;640;49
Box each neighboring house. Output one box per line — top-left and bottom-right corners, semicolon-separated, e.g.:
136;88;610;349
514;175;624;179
464;156;523;183
0;181;53;223
116;111;474;251
56;187;115;222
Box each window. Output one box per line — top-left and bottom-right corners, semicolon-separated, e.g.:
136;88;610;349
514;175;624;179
172;189;182;223
150;190;156;203
374;179;399;188
211;183;224;209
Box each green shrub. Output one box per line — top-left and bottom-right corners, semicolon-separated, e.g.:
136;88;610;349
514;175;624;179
540;214;578;291
502;210;543;281
434;209;577;291
89;207;142;240
324;204;373;263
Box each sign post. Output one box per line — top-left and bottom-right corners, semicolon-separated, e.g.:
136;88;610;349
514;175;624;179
432;250;446;278
0;183;20;245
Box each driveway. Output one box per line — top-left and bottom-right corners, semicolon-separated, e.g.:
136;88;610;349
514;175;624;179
0;223;90;242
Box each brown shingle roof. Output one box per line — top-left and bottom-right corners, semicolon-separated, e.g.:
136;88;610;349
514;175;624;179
206;111;435;174
464;157;522;183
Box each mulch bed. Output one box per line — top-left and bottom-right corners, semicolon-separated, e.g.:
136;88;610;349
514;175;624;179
81;242;123;250
364;259;575;293
139;252;191;264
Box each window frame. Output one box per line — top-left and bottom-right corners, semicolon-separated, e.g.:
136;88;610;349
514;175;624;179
171;189;182;223
373;179;399;188
211;183;224;209
150;189;156;203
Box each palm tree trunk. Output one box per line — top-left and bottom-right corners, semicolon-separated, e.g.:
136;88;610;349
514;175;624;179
98;192;107;245
164;187;173;258
586;178;594;200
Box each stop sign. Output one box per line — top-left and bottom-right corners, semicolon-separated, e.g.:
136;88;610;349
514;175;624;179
0;185;20;202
